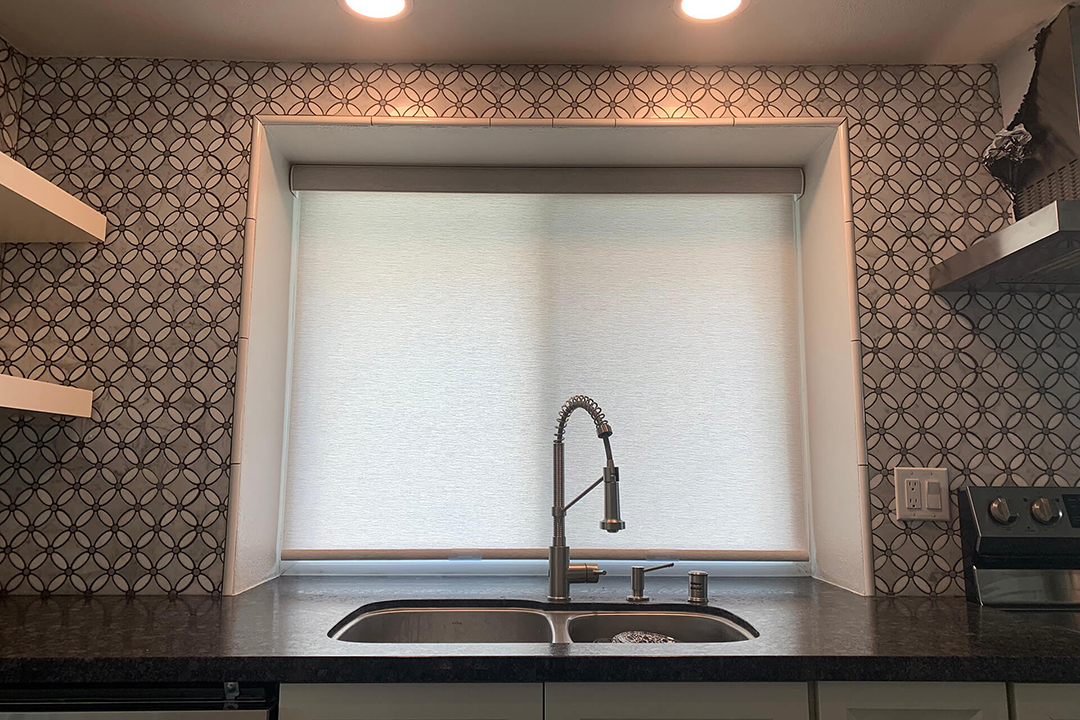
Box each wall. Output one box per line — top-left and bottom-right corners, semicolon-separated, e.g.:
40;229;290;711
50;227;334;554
0;36;23;314
0;51;1071;597
0;36;23;155
994;25;1039;129
993;9;1057;129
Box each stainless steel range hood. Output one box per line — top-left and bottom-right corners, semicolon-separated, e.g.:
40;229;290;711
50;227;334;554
928;5;1080;293
930;200;1080;292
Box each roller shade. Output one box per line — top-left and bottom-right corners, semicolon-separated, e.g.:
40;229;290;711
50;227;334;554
281;190;808;560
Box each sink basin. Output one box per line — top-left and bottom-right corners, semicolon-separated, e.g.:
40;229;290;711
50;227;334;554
566;611;753;643
330;602;756;644
333;607;555;643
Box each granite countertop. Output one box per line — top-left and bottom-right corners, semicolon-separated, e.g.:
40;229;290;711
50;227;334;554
2;575;1080;684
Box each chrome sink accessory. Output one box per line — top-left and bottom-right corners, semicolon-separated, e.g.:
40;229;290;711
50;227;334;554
688;571;709;604
627;562;675;602
549;395;625;602
330;602;757;644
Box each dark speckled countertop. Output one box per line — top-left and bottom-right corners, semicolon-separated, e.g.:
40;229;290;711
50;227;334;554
3;575;1080;684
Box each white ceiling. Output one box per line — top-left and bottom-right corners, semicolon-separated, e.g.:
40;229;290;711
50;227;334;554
0;0;1067;65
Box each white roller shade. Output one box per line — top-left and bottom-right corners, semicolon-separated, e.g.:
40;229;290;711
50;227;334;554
282;191;807;558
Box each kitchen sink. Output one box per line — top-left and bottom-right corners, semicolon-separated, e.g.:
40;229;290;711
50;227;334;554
330;601;756;644
565;610;753;643
332;607;555;643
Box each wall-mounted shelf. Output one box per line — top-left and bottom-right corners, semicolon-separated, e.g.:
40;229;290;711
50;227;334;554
0;374;93;417
0;151;106;244
0;154;101;417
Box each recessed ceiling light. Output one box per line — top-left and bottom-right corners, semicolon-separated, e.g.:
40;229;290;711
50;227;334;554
340;0;411;20
675;0;746;21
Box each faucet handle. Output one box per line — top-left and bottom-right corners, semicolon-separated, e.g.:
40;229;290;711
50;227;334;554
627;562;675;603
567;563;606;584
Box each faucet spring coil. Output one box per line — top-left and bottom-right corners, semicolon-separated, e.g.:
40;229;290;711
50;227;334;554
555;395;610;442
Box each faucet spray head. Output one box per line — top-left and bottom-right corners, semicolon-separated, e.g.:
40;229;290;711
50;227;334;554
600;464;625;533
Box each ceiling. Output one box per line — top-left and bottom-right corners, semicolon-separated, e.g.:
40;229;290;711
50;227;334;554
0;0;1067;66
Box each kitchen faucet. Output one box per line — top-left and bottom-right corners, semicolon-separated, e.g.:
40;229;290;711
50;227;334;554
549;395;625;602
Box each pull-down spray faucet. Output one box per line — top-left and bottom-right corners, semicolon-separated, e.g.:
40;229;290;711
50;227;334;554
548;395;625;602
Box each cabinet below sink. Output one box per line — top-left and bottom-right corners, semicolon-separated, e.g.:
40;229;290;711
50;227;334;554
280;681;1036;720
329;600;757;644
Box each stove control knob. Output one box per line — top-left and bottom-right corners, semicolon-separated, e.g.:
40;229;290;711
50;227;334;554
988;497;1017;525
1031;497;1062;526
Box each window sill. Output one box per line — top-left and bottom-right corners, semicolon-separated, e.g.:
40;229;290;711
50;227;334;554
279;559;811;578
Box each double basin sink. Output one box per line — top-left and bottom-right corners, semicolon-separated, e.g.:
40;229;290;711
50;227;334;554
330;600;757;644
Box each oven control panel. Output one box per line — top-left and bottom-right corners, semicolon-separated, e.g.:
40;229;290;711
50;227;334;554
960;486;1080;557
960;486;1080;605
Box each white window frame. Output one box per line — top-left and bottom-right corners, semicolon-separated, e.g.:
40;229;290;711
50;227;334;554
224;117;870;597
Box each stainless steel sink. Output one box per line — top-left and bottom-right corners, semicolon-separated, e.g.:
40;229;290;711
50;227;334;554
333;607;555;643
566;610;752;643
330;602;756;644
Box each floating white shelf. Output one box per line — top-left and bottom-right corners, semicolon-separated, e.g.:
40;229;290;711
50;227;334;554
0;151;106;244
0;374;93;417
0;156;101;417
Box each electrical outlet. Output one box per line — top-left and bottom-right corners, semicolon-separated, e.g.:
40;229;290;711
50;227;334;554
894;467;950;522
904;479;922;509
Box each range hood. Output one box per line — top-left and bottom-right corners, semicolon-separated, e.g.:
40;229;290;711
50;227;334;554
930;200;1080;292
929;4;1080;292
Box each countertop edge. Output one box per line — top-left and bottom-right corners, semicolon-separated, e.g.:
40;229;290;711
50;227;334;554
4;655;1080;685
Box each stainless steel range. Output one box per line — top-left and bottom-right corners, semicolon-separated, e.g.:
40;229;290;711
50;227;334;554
960;486;1080;633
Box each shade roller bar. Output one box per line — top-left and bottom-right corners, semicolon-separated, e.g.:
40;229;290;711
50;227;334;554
290;165;804;195
282;549;811;562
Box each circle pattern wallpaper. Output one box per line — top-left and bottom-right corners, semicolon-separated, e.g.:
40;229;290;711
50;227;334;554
0;43;1075;597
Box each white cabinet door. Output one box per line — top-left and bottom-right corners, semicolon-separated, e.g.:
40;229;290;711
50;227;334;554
1014;684;1080;720
544;682;809;720
279;683;543;720
818;683;1009;720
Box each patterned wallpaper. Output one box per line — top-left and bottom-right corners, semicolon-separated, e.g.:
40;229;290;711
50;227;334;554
0;37;23;155
0;52;1073;598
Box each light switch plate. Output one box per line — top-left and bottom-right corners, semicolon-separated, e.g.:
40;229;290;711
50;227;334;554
894;467;950;522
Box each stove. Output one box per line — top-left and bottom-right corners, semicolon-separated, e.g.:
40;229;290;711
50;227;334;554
960;486;1080;632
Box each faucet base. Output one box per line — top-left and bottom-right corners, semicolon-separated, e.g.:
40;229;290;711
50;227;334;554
548;545;571;602
549;544;608;602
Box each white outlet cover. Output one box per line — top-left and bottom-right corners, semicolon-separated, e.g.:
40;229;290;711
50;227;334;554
894;467;950;522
